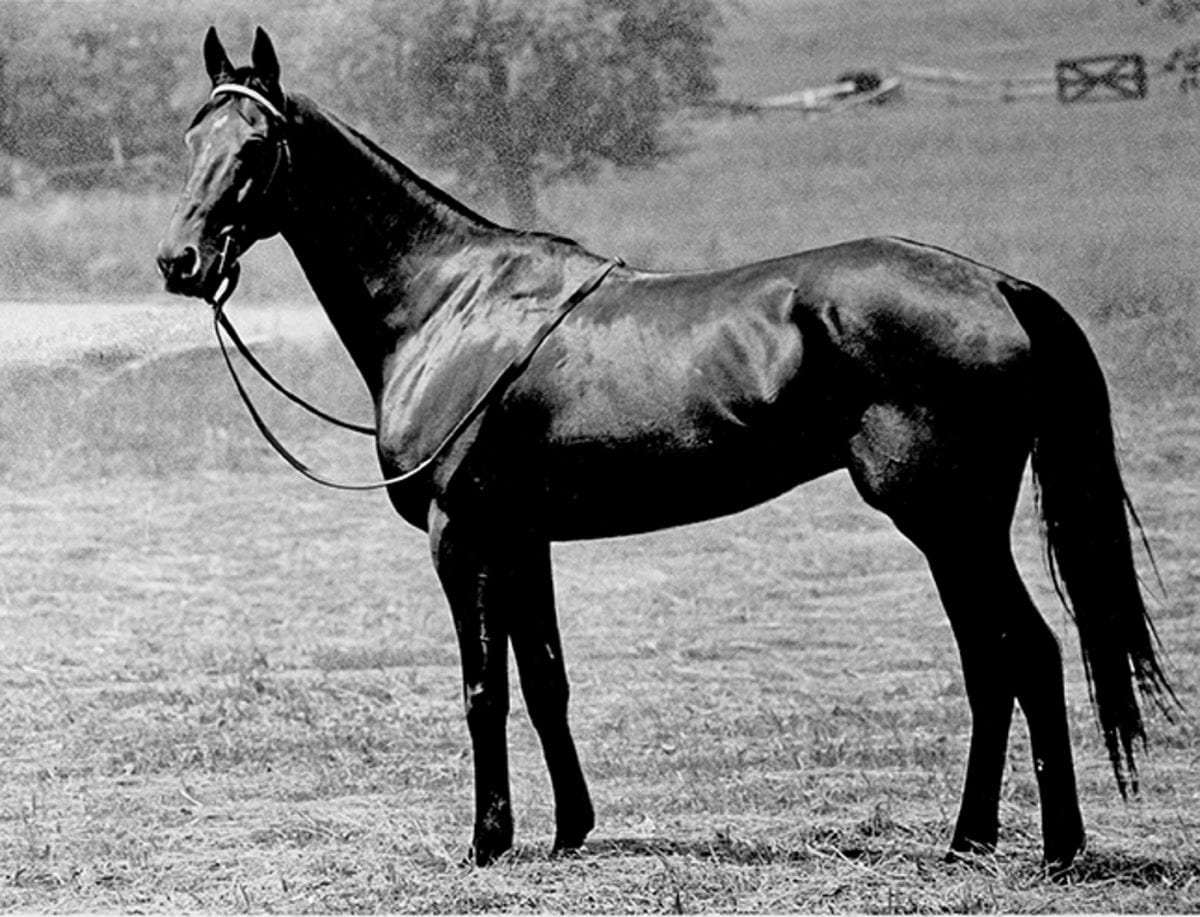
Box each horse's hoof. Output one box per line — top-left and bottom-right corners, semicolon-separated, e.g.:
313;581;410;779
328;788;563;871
551;806;594;855
551;829;590;856
944;838;997;865
466;846;504;867
468;833;514;867
1043;834;1086;878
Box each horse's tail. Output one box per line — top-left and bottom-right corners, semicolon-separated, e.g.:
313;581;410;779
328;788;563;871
1000;279;1177;798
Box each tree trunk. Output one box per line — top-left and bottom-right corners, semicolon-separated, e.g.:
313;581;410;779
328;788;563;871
499;153;538;230
482;39;538;230
0;49;11;155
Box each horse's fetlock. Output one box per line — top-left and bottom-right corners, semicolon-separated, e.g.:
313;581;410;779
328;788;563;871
464;685;508;724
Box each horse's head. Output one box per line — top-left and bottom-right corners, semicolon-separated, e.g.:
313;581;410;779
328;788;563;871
156;27;289;304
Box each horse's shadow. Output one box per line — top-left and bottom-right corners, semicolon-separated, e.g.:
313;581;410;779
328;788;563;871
1061;847;1200;887
549;832;898;868
577;835;809;865
531;834;1200;889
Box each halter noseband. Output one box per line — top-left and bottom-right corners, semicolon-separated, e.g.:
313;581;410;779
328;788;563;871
210;82;286;122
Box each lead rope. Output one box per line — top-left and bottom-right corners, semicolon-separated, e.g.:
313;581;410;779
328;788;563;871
216;309;375;436
210;258;621;491
210;235;373;436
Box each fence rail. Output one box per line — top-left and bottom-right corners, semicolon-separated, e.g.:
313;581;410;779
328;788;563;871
702;51;1175;119
897;64;1057;103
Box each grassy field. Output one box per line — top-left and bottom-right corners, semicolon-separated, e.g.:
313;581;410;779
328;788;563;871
0;340;1197;912
714;0;1187;96
3;0;1200;911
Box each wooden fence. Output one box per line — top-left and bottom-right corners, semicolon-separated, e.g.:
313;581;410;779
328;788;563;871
897;64;1056;104
1054;54;1149;103
701;51;1172;119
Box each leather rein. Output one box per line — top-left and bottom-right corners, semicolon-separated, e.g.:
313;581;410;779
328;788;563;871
204;84;621;492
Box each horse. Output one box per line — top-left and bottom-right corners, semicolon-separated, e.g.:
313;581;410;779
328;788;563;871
157;27;1174;869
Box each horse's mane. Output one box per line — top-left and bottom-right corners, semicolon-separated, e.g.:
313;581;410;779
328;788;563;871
291;93;587;254
293;93;497;228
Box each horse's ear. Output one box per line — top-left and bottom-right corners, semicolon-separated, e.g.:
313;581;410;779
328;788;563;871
203;27;234;84
250;27;281;87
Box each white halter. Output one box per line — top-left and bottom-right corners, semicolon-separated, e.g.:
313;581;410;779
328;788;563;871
210;83;285;121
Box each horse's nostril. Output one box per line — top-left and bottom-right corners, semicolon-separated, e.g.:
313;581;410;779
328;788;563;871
157;244;202;284
177;245;201;279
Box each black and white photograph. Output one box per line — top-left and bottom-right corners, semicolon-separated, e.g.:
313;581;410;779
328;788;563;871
2;0;1197;911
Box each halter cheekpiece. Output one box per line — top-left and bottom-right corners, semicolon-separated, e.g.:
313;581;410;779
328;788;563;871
204;81;290;308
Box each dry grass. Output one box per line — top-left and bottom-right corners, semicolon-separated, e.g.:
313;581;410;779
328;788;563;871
0;333;367;484
0;191;313;303
0;342;1197;911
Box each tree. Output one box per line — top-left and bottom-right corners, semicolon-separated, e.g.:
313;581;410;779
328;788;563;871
297;0;424;149
0;3;192;186
0;0;306;189
404;0;722;228
0;0;721;206
1137;0;1200;21
0;5;39;159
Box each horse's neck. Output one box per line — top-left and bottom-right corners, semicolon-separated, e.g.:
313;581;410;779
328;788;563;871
278;101;495;394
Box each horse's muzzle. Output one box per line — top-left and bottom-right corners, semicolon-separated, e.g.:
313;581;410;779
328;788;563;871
156;238;234;303
156;242;202;290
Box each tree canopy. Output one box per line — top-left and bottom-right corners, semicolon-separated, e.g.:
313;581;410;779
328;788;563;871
315;0;723;227
0;0;297;187
1138;0;1200;21
0;0;723;223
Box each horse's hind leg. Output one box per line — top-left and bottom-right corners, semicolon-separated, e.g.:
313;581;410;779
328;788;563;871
507;538;595;852
924;539;1016;855
1005;587;1085;869
922;536;1084;867
847;403;1084;867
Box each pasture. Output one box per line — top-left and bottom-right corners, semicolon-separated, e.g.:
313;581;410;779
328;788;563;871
3;0;1200;911
1;341;1198;912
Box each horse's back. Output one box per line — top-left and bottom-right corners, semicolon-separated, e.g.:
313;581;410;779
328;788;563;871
539;236;1031;430
484;237;1036;538
787;236;1033;394
379;234;1039;536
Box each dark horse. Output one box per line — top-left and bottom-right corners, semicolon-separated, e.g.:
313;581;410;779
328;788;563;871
158;28;1173;869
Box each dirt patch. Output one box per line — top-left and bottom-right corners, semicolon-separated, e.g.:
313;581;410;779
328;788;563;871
0;300;333;367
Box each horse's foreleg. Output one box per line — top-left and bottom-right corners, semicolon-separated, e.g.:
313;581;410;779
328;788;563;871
507;538;594;853
429;508;514;865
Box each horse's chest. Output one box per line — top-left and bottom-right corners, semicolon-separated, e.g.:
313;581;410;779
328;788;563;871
376;322;520;465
